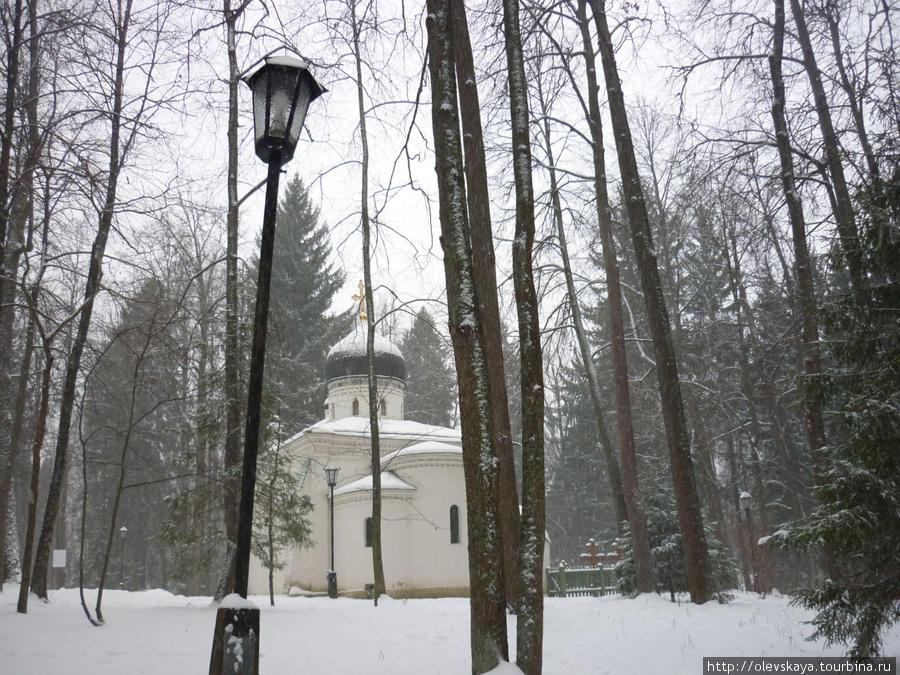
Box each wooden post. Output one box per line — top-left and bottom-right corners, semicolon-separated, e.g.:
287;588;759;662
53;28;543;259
209;606;260;675
558;562;567;598
579;538;603;567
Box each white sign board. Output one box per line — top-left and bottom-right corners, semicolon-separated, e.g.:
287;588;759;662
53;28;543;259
52;549;66;568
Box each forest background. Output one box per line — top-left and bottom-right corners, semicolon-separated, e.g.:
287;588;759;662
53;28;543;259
0;0;897;666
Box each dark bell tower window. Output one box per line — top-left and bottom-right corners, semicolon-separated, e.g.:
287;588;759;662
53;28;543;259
450;505;460;544
365;517;373;547
352;398;360;416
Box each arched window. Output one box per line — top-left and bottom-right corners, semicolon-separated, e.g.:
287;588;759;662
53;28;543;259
380;399;387;416
450;505;460;544
352;398;360;416
365;517;373;547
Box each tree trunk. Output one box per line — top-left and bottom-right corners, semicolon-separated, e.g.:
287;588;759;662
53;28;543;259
683;388;725;544
574;0;653;591
535;83;625;533
591;0;712;604
219;0;246;601
0;0;38;586
789;0;864;290
3;302;36;585
347;0;388;600
0;0;23;263
268;483;275;606
500;0;545;672
769;0;836;577
724;229;774;592
17;343;53;613
31;0;135;599
448;0;520;611
769;0;829;480
822;5;881;190
426;1;508;669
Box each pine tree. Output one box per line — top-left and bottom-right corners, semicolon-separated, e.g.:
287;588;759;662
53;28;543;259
398;308;456;427
266;175;349;434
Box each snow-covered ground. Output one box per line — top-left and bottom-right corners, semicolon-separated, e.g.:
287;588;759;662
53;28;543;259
2;583;897;674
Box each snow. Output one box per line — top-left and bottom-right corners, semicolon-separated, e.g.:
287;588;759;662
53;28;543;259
381;440;462;466
2;584;898;674
305;415;462;443
333;470;415;495
758;529;790;546
219;593;258;610
326;324;403;360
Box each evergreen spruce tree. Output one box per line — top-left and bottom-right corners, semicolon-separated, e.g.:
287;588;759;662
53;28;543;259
774;173;900;656
267;175;350;434
252;421;313;605
544;356;617;561
398;308;456;427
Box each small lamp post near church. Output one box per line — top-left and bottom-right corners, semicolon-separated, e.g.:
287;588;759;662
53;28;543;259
325;463;340;598
209;53;324;675
118;526;127;589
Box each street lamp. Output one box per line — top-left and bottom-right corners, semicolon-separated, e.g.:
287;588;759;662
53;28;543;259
118;526;127;589
233;55;325;599
324;463;340;599
739;491;758;593
210;53;324;675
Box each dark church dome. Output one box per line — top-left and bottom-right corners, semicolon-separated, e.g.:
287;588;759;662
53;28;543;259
325;324;406;383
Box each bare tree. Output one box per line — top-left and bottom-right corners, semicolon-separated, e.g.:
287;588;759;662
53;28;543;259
350;0;389;599
0;0;44;585
216;0;253;601
572;0;654;590
590;0;712;604
16;208;77;612
448;0;520;611
427;0;508;669
789;0;864;290
31;0;180;598
500;0;546;670
768;0;835;577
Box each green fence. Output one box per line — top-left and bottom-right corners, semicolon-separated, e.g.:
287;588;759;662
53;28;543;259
546;564;617;597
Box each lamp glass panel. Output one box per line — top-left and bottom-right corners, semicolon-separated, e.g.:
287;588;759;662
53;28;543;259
266;67;298;140
286;81;313;147
251;75;268;145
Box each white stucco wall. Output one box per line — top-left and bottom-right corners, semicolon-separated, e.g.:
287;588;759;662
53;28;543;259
326;375;404;421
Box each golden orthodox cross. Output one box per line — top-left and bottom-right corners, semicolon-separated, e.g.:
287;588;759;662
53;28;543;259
352;280;367;322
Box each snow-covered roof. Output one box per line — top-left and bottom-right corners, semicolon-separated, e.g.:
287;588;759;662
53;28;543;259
381;441;462;467
288;416;461;445
326;323;403;360
334;471;415;496
325;323;407;383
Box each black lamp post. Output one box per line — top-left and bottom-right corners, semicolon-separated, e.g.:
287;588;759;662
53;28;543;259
233;55;325;599
118;526;127;589
324;463;340;598
739;491;757;593
210;53;324;675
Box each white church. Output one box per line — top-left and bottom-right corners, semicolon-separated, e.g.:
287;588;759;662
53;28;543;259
247;318;473;598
